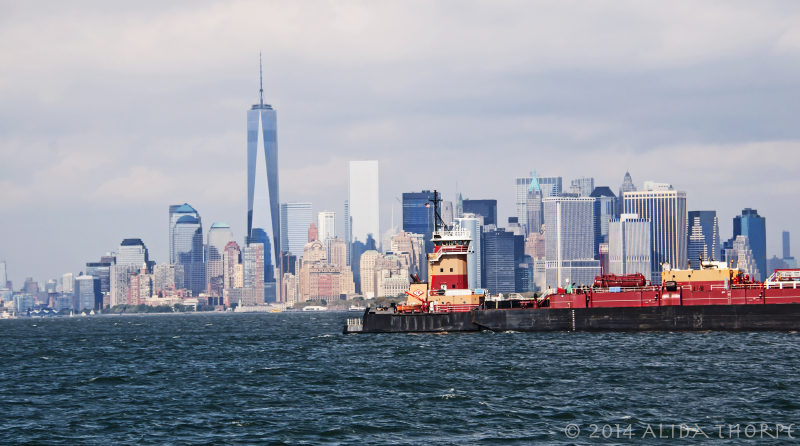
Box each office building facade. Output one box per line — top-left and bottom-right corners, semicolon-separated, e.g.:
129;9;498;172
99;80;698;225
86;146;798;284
590;186;617;259
733;208;766;282
544;197;600;288
206;223;234;299
349;160;380;246
173;213;204;296
622;186;687;284
482;228;516;294
280;202;313;257
402;190;435;253
462;199;497;227
686;211;719;267
455;215;482;289
74;275;102;311
608;214;652;278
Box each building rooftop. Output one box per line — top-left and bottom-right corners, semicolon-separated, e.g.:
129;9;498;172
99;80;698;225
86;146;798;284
174;203;197;213
210;222;230;229
176;215;199;224
120;239;145;247
590;186;616;198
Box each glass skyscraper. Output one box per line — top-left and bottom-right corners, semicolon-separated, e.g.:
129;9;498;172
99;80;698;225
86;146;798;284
281;203;313;257
462;199;498;227
247;65;280;282
206;223;234;299
170;204;199;264
686;210;719;266
174;214;205;295
733;208;766;281
402;190;435;253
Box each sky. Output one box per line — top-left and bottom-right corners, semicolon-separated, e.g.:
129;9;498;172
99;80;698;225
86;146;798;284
2;0;800;287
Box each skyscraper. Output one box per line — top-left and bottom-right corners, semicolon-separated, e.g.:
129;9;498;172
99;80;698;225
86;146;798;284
784;231;791;259
733;208;766;281
590;186;617;259
206;223;234;300
280;202;313;256
455;216;482;289
317;211;336;242
117;239;150;267
515;174;534;229
618;171;637;217
85;262;112;293
526;174;543;236
402;190;435;253
349;160;380;246
242;243;265;305
482;228;516;294
571;177;594;197
0;261;6;289
608;214;652;278
543;197;600;288
623;184;687;284
174;213;205;295
462;199;498;227
686;211;719;267
169;204;199;264
222;241;241;290
247;58;281;281
73;275;102;311
344;200;351;265
538;176;563;198
62;272;74;294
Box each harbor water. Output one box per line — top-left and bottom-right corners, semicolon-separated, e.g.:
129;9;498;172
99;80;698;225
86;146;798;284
2;312;799;444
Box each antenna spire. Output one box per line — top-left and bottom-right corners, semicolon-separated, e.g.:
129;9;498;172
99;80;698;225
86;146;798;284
259;52;264;106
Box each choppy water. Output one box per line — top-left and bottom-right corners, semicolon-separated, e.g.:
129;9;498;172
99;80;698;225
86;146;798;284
2;313;800;445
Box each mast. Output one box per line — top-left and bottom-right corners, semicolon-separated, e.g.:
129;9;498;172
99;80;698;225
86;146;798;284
428;189;449;232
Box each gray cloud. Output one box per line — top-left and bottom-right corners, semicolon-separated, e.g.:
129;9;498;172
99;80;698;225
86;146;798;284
2;0;800;285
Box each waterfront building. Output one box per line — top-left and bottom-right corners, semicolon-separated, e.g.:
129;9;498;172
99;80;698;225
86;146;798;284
454;215;482;289
247;63;281;282
359;250;381;298
242;243;265;305
173;213;205;296
153;263;185;293
402;190;435;253
375;254;410;298
13;294;36;313
608;214;652;278
462;199;497;227
62;272;74;294
543;197;600;289
74;275;102;311
622;184;687;284
111;239;152;307
85;262;112;293
281;202;313;257
127;269;154;306
686;211;720;267
349;160;380;255
733;208;766;281
110;265;138;307
482;228;516;294
590;186;617;259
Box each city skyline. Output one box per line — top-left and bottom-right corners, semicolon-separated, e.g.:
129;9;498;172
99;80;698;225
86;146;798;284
3;2;800;285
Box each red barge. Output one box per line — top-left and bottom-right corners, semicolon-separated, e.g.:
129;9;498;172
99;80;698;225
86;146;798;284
344;192;800;333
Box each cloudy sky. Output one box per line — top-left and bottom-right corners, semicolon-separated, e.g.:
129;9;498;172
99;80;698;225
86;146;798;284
2;0;800;286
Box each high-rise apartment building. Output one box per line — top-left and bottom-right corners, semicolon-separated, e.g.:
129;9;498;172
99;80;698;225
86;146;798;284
349;160;380;246
733;208;766;282
686;211;719;267
462;199;498;227
110;239;151;307
622;184;687;284
402;191;435;253
153;263;185;293
608;214;651;278
242;243;265;305
359;250;381;298
206;223;234;299
590;187;617;259
247;63;281;282
173;212;204;296
543;197;600;288
281;202;312;256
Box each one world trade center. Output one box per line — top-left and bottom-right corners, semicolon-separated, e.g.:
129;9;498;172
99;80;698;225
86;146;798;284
247;59;280;283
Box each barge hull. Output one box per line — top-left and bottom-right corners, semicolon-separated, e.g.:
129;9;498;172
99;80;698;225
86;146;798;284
351;304;800;333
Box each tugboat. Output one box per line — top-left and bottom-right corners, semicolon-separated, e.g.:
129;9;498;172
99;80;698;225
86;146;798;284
344;191;800;334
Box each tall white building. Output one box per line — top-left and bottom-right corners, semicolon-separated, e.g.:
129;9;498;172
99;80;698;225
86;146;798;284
0;261;7;288
317;211;336;242
455;216;482;289
724;235;761;282
281;203;313;257
543;197;600;288
608;214;652;278
622;184;687;284
62;273;75;294
348;160;380;246
571;177;595;197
